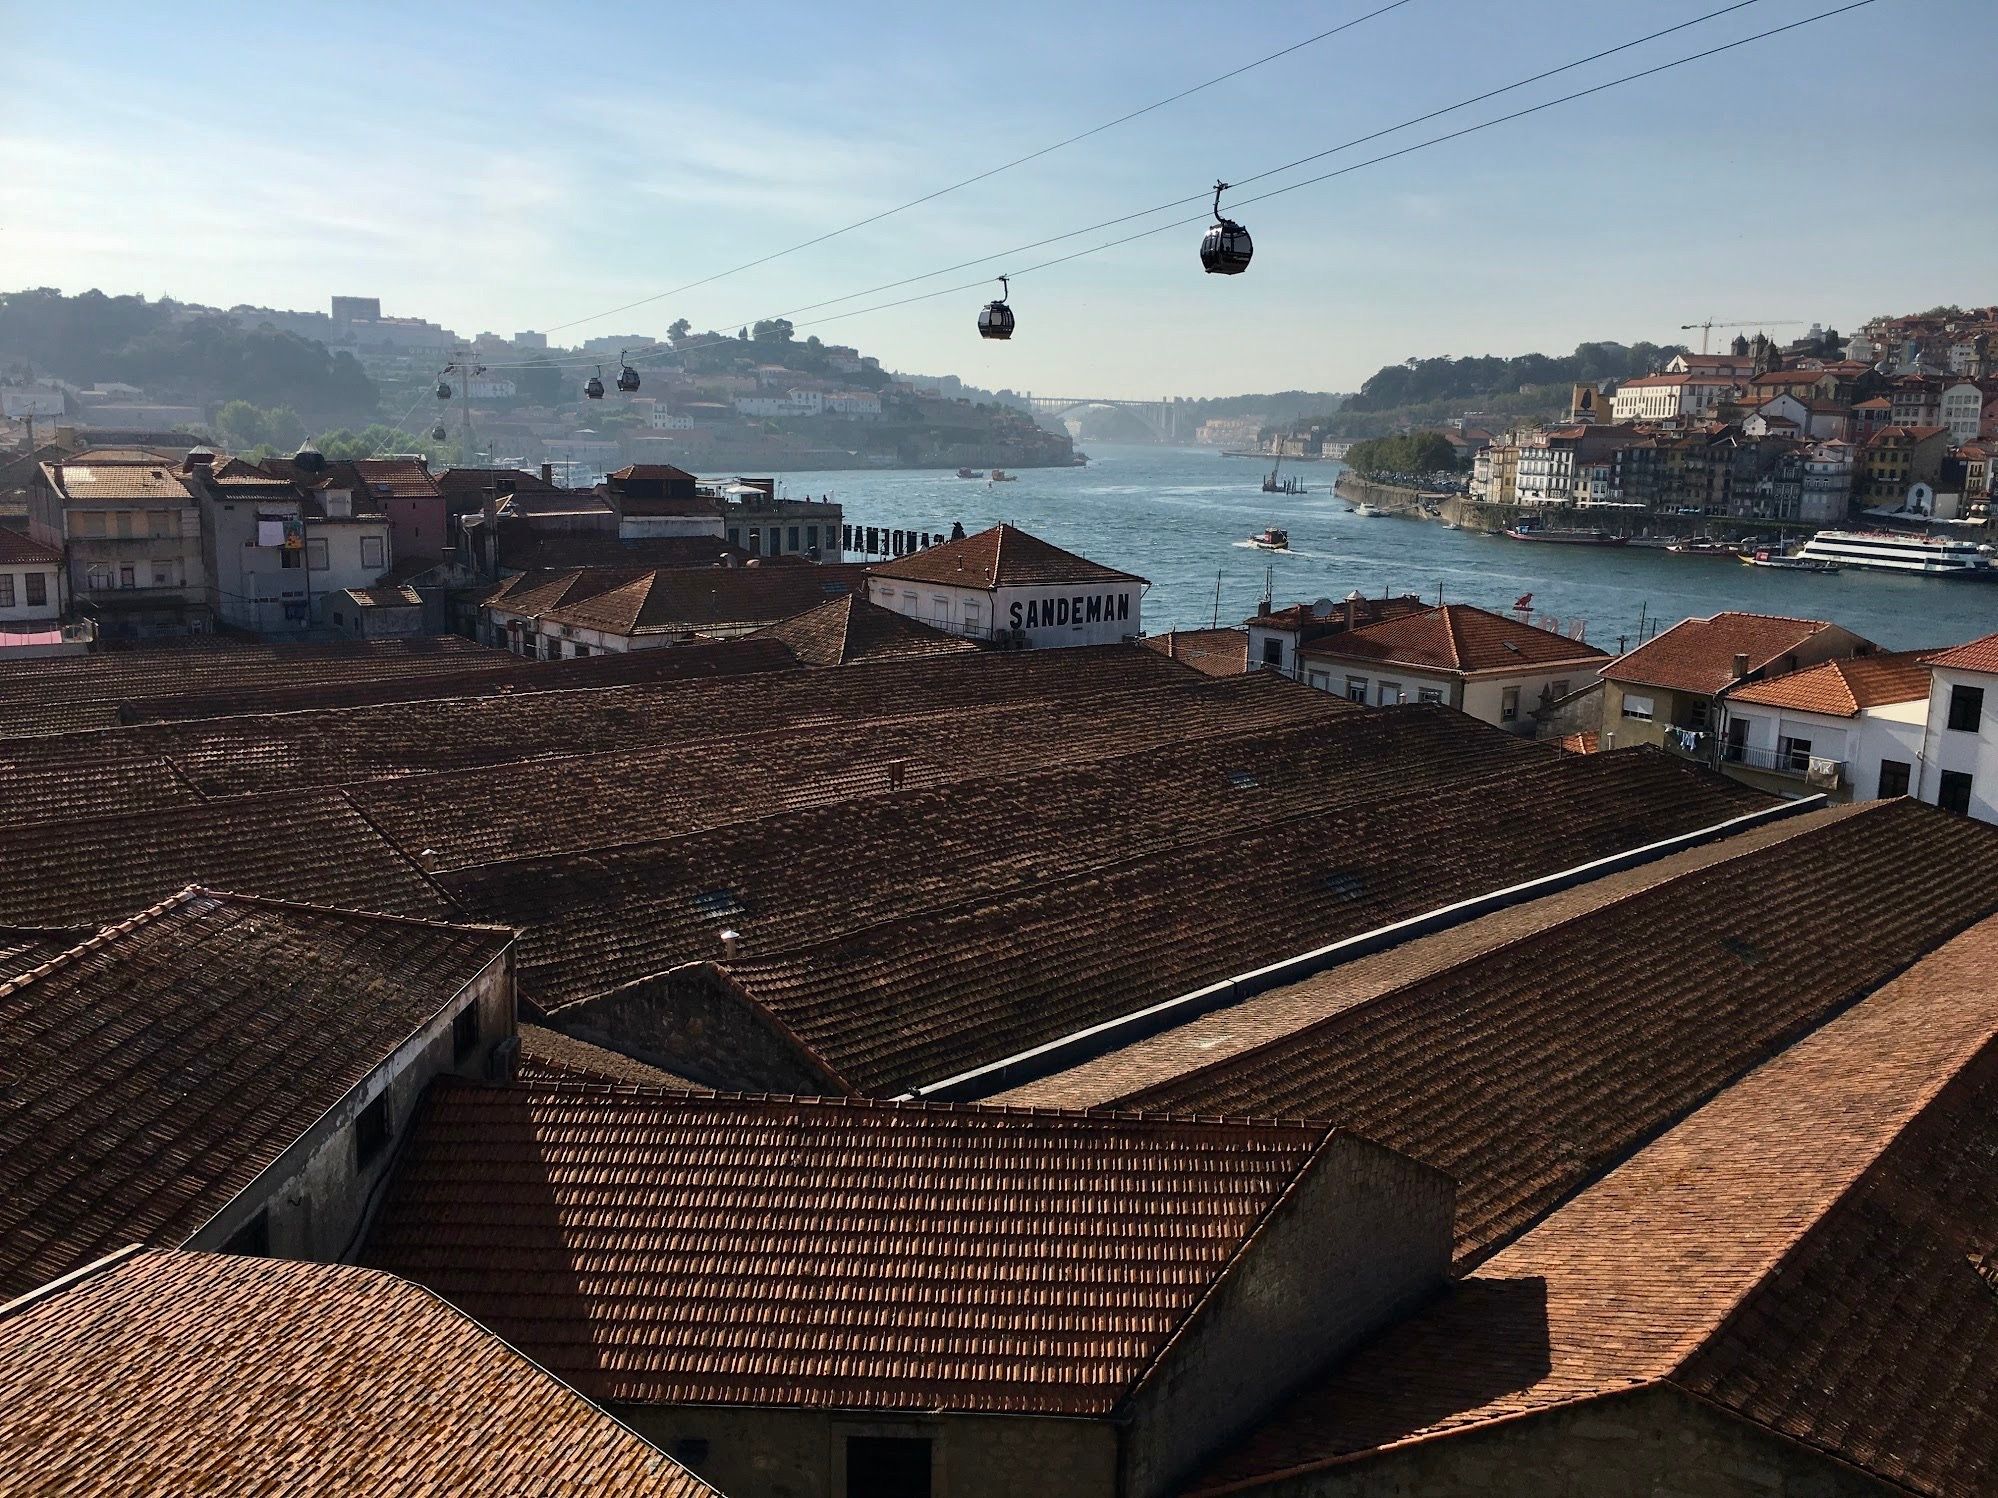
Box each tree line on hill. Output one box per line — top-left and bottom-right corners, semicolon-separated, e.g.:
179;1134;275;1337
1342;431;1464;476
0;288;379;422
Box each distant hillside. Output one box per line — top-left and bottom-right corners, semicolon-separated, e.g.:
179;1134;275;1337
0;287;379;423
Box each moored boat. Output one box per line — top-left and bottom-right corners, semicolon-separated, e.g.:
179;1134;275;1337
957;467;984;479
1504;525;1626;546
1795;529;1997;578
1668;537;1737;557
989;469;1016;482
1740;547;1843;573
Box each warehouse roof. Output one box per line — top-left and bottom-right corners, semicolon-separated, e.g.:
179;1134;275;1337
998;798;1998;1269
1300;604;1607;675
868;523;1147;589
366;1086;1374;1415
0;888;511;1298
1190;907;1998;1498
749;591;979;666
0;1248;715;1497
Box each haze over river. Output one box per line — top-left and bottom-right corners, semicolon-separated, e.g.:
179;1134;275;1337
774;443;1998;652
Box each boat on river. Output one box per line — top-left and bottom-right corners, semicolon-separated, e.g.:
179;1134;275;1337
1249;527;1290;551
989;469;1016;482
1504;525;1626;547
956;467;984;479
1740;547;1843;573
1668;537;1737;557
1353;502;1381;517
1795;529;1997;578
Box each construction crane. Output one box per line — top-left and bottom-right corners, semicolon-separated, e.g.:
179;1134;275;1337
1679;318;1808;354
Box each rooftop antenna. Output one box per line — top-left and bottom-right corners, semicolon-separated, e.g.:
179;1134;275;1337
1211;567;1224;629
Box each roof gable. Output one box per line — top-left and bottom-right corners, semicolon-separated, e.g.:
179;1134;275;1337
1728;649;1934;717
1607;612;1858;695
868;523;1147;590
1303;605;1605;674
750;592;980;666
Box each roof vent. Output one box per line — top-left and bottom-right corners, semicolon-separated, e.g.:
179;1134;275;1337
1731;651;1751;679
718;928;741;961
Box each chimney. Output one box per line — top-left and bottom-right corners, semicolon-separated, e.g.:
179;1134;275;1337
719;928;741;961
417;848;439;871
540;462;554;485
1731;652;1750;680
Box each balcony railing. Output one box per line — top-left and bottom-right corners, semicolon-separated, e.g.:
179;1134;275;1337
1722;741;1845;782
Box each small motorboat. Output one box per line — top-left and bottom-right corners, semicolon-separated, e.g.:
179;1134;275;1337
989;469;1016;482
957;467;984;479
1668;537;1737;557
1250;527;1290;551
1740;547;1842;572
1504;526;1625;546
1353;503;1381;517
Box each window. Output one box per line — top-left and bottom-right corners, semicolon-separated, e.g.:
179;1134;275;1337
1261;638;1282;667
360;535;386;570
222;1208;270;1258
1550;680;1570;700
931;595;949;626
307;537;329;571
148;509;173;538
87;564;114;591
846;1437;932;1498
1621;692;1655;722
24;573;45;607
354;1092;391;1168
118;565;136;589
1948;684;1984;732
1345;676;1367;703
152;562;174;587
1418;687;1444;705
1687;699;1710;730
1877;759;1912;798
280;548;301;569
70;511;103;538
1778;734;1813;773
1501;686;1521;722
1378;680;1403;706
726;528;741;548
1939;769;1975;817
1306;669;1329;691
114;511;135;539
963;600;981;633
788;526;801;552
573;642;590;658
452;1002;480;1062
0;575;12;608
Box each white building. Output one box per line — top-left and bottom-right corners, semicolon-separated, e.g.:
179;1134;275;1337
0;529;67;650
864;523;1145;648
1720;651;1933;801
1610;373;1695;423
1294;603;1607;733
824;391;882;419
647;404;696;431
1800;440;1855;524
1916;635;1998;821
1940;380;1991;444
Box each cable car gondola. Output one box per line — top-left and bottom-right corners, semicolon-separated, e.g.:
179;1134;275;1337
584;366;606;400
435;378;453;400
977;275;1014;341
616;352;641;393
431;424;449;442
1200;181;1253;275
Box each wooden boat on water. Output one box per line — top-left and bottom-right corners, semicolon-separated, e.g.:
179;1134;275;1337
1504;525;1626;547
1249;527;1290;551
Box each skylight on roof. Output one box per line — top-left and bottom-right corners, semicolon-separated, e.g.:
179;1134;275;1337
691;888;746;920
1226;769;1260;790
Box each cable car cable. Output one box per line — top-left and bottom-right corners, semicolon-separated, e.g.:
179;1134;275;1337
533;0;1421;338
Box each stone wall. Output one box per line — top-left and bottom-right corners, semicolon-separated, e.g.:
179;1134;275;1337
1237;1385;1894;1498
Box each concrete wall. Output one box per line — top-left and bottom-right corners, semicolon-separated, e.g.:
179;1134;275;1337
551;964;840;1093
1236;1385;1894;1498
186;949;516;1266
619;1404;1117;1498
0;560;61;626
1121;1134;1455;1498
1919;664;1998;822
996;582;1142;648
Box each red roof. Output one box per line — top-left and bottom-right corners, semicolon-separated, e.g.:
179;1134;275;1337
1608;612;1859;695
0;531;59;566
868;523;1146;589
1729;649;1934;716
1300;605;1605;675
1924;632;1998;674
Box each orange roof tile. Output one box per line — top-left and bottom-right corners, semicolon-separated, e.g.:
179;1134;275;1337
1924;632;1998;674
1300;604;1606;675
0;531;59;566
748;591;979;666
1189;908;1998;1497
868;523;1146;589
0;1248;715;1495
1607;611;1859;695
1139;627;1249;676
1728;648;1934;716
366;1087;1339;1415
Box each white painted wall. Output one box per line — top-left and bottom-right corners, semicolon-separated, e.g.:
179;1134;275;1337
1919;665;1998;822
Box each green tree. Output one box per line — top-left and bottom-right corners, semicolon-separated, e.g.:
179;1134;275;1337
668;318;692;345
752;318;795;345
214;400;265;451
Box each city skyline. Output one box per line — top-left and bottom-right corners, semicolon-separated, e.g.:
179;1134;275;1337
4;0;1994;397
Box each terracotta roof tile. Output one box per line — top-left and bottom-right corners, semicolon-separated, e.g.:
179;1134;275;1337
0;1248;714;1496
1189;905;1998;1497
1607;611;1861;695
749;592;979;666
1140;628;1249;676
348;457;440;499
365;1086;1333;1414
516;1024;709;1089
533;565;876;637
447;710;1544;1009
1923;632;1998;674
999;799;1998;1274
41;457;196;504
1301;605;1606;674
0;888;511;1298
1728;648;1935;716
0;789;453;928
868;523;1146;589
613;748;1770;1097
0;530;59;566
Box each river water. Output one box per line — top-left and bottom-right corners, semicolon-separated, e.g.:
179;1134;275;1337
771;443;1998;651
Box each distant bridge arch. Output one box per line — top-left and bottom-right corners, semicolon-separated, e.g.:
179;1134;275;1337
1024;396;1195;443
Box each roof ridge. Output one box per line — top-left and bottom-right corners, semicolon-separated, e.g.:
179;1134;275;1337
0;884;203;1000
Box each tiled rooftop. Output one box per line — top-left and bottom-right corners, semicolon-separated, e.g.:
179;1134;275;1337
0;1248;715;1496
1139;627;1249;676
498;533;747;571
1607;611;1860;695
998;798;1998;1270
0;888;511;1298
1300;604;1607;674
868;522;1147;590
609;748;1771;1097
365;1086;1333;1415
516;1024;710;1089
533;564;876;637
0;530;59;566
0;789;453;927
1925;631;1998;675
459;710;1547;1008
1728;648;1935;716
1189;907;1998;1497
40;456;196;504
749;591;980;666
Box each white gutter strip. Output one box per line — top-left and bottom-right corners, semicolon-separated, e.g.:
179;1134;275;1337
903;792;1826;1102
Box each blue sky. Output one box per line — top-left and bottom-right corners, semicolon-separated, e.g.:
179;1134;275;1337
3;0;1991;397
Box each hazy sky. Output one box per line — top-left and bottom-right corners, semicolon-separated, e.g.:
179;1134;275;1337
4;0;1991;398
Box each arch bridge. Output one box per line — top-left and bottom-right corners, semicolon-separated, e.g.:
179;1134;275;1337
1024;395;1197;443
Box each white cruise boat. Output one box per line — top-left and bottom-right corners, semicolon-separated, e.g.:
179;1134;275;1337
1795;530;1997;579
